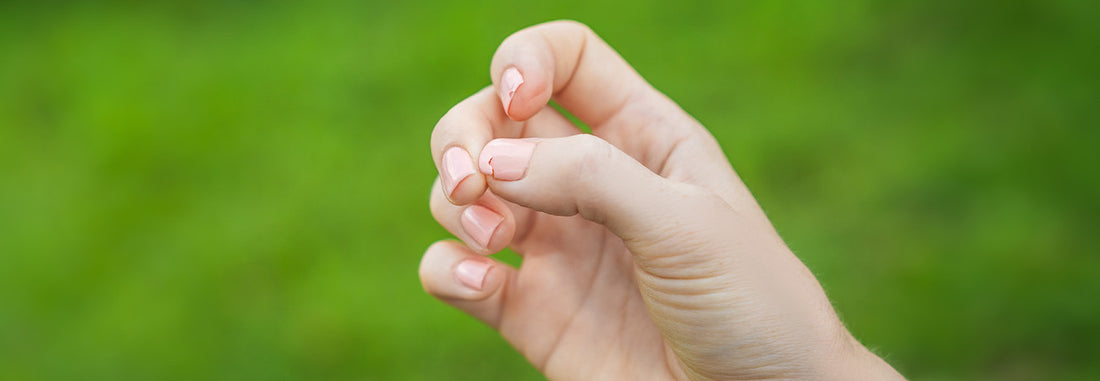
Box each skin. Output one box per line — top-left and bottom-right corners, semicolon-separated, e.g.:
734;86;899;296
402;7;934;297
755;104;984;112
422;20;905;380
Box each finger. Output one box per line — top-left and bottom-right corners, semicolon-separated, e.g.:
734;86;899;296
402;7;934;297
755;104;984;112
488;20;743;205
431;88;583;206
476;134;732;267
429;177;518;255
431;88;506;206
490;20;662;129
419;240;516;328
488;20;701;144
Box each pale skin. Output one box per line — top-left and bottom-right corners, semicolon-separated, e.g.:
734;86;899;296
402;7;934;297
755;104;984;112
422;20;906;380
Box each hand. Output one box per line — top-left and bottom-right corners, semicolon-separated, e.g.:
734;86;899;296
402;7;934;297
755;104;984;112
421;20;904;380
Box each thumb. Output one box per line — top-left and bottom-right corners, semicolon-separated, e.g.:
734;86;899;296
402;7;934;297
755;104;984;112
477;135;861;381
477;135;732;266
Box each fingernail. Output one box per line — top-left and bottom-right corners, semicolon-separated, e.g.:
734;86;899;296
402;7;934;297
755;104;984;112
461;205;503;248
478;139;536;181
455;260;490;291
441;147;476;198
499;67;524;115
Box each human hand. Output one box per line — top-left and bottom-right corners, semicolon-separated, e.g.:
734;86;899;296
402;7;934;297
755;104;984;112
421;20;904;380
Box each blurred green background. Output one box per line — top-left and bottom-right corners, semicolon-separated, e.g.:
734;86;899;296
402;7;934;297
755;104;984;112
1;1;1098;380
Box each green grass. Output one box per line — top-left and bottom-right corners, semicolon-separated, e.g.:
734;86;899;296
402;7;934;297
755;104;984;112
1;1;1098;380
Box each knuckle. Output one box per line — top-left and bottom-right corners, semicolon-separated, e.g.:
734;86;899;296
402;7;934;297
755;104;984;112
430;113;460;155
509;20;591;44
430;88;492;153
431;104;465;139
548;19;593;35
674;182;727;209
569;134;613;177
572;133;610;155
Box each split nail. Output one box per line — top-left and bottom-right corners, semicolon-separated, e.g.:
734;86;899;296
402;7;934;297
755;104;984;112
499;67;524;115
478;139;536;181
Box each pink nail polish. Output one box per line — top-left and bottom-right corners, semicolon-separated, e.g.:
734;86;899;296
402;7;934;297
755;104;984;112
441;147;475;198
478;139;537;181
455;260;490;291
461;205;503;248
499;67;524;115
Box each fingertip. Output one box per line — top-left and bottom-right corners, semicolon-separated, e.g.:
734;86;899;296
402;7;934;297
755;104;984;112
479;261;506;296
430;90;505;206
503;67;552;121
455;258;507;295
447;172;487;206
454;258;491;291
458;202;515;255
492;34;554;121
441;146;486;205
420;240;511;310
430;180;517;255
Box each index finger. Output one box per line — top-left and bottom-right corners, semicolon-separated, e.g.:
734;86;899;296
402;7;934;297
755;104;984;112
430;87;582;206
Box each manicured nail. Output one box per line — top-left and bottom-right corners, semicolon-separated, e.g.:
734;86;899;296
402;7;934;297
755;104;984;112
455;259;490;291
441;147;475;198
499;67;524;115
461;205;503;248
478;139;536;181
